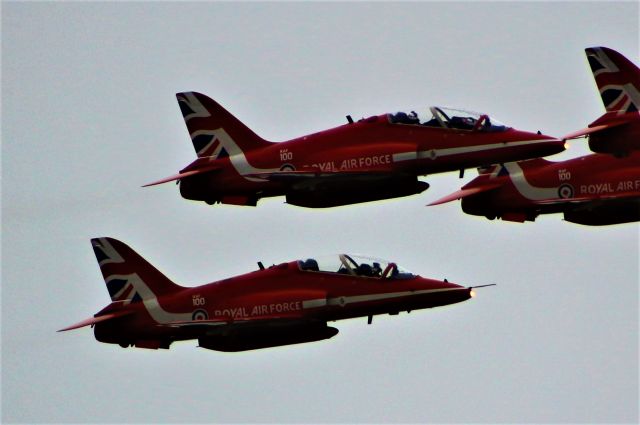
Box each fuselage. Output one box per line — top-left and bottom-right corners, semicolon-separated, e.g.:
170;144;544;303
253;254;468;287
92;259;472;350
461;151;640;225
178;113;563;206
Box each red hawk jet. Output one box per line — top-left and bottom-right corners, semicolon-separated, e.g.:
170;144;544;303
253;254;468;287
429;47;640;226
144;92;563;208
59;238;492;352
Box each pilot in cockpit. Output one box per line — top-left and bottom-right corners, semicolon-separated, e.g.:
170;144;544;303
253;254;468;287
372;262;382;277
356;263;373;277
392;111;420;125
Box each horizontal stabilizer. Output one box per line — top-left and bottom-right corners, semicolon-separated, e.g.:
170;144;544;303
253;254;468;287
563;113;633;140
143;164;221;187
428;183;501;206
58;310;133;332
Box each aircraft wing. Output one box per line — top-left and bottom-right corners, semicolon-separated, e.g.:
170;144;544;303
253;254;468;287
158;315;322;336
428;183;502;206
246;169;409;194
246;169;395;183
161;316;307;327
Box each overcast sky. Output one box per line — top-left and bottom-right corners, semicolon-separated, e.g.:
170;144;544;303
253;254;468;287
2;2;638;423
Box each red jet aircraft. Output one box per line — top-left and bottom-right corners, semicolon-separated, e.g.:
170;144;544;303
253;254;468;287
429;47;640;226
59;238;492;351
144;92;564;208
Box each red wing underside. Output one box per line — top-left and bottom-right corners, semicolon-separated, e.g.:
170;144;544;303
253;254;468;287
246;169;395;183
159;315;313;330
531;191;639;206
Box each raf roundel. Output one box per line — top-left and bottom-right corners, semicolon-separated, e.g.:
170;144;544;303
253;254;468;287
192;309;208;321
558;184;575;199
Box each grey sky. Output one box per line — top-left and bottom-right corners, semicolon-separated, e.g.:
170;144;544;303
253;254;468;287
2;2;638;423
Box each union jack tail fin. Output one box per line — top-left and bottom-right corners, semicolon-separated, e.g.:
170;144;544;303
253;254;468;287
91;238;183;303
176;92;274;158
586;46;640;114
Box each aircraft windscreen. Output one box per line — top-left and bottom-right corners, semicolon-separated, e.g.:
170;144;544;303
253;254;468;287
388;107;508;132
298;254;415;279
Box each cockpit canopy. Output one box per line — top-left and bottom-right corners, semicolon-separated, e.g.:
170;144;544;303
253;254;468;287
298;254;415;280
389;107;508;132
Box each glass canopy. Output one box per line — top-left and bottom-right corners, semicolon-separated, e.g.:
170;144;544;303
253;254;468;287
298;254;415;280
388;106;508;132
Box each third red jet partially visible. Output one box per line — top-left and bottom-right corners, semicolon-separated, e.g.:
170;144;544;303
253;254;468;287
429;47;640;226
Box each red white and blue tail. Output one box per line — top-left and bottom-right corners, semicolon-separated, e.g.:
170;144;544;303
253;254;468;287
91;238;183;303
176;92;274;158
586;46;640;114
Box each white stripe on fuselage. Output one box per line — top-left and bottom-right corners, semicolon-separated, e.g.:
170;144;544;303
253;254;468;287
503;162;558;200
323;287;466;307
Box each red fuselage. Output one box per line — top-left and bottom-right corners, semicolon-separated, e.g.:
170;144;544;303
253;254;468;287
178;116;563;207
94;262;471;351
151;92;564;208
458;152;640;225
61;238;478;352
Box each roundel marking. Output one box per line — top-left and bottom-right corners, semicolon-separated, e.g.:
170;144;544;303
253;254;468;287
192;309;209;321
558;184;574;199
280;163;296;172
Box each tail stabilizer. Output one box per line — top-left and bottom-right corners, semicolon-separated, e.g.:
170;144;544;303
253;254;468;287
428;183;502;206
58;310;134;332
176;92;274;158
586;47;640;114
91;238;183;303
562;110;635;140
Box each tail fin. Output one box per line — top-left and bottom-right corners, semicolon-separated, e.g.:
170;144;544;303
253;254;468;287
91;238;183;303
176;92;274;158
586;47;640;114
